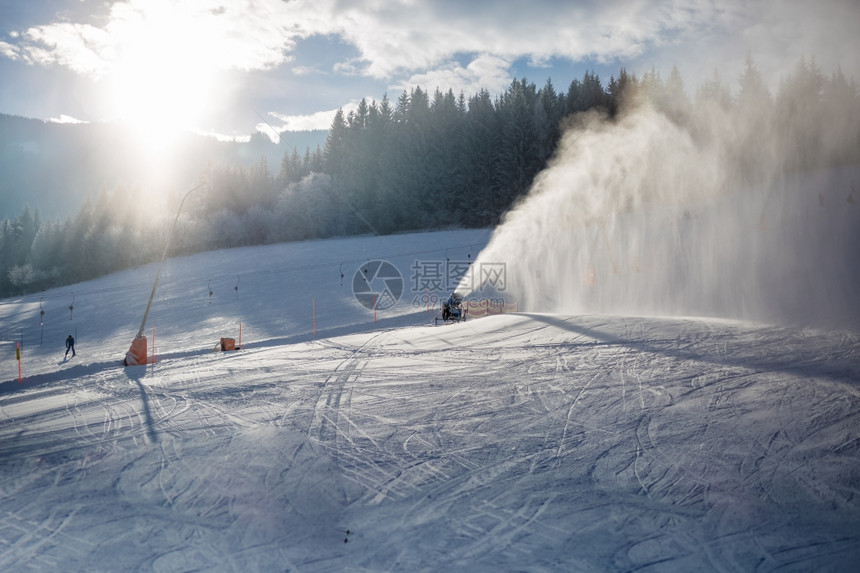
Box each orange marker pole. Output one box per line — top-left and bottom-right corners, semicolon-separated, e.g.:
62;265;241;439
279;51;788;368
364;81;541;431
151;326;156;364
16;342;22;383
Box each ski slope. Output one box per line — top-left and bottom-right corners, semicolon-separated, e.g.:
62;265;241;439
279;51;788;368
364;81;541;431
1;229;859;571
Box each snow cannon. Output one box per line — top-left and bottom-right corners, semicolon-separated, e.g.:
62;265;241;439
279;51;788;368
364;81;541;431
124;336;147;366
437;292;467;325
218;337;238;351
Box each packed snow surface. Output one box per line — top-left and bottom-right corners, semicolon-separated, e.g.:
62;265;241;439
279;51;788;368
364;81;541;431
1;229;859;571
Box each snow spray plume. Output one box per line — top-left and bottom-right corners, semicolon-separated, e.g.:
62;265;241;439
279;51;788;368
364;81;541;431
461;94;860;329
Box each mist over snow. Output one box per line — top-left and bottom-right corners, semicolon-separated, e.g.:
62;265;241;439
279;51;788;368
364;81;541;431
463;103;860;330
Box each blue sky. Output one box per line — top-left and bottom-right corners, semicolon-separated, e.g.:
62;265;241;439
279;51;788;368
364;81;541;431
1;0;858;142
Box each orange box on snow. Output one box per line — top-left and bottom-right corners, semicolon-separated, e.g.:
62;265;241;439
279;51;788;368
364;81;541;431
125;337;147;366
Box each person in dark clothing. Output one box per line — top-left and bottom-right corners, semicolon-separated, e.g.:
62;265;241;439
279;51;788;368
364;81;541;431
65;334;76;358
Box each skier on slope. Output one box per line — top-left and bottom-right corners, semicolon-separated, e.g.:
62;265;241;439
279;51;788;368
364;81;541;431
65;334;76;359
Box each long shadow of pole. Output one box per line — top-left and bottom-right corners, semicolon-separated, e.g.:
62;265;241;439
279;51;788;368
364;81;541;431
124;365;158;443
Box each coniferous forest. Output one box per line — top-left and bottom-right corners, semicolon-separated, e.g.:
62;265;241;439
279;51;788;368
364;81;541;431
2;56;859;297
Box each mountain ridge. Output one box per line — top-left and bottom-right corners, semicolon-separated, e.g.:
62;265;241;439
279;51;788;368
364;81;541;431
0;113;327;219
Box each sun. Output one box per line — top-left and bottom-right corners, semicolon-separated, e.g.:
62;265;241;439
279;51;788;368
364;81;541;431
105;4;219;155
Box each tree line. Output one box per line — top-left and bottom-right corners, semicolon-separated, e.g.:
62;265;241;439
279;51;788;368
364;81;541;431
2;55;858;297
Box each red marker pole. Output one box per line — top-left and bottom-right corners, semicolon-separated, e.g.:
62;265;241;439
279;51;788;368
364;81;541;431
239;322;242;349
373;294;377;323
312;299;316;336
151;326;156;364
16;342;22;383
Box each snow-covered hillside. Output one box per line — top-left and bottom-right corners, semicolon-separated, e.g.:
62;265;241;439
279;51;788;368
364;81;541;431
1;229;859;571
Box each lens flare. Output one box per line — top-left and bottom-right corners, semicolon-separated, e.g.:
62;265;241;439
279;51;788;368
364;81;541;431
106;2;218;157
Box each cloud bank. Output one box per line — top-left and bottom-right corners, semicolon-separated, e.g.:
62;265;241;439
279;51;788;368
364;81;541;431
5;1;858;95
1;1;858;133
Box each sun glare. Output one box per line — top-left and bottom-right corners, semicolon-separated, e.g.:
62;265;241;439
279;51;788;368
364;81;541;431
106;4;219;157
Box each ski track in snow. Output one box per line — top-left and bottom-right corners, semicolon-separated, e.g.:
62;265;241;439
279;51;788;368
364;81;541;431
0;231;858;571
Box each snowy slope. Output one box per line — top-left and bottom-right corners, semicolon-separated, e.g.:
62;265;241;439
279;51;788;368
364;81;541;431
1;228;859;572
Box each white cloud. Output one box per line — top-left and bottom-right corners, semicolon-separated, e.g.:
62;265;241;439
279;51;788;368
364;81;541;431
308;0;724;78
394;54;513;97
2;0;858;130
48;114;87;124
21;22;113;76
0;41;20;60
193;128;252;142
291;65;316;76
266;103;359;136
5;0;859;84
5;0;303;80
6;1;723;81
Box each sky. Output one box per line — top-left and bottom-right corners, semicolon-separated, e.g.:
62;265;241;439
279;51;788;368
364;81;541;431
0;0;858;144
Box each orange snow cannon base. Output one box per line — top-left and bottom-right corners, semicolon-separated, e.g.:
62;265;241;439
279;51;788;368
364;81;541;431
124;336;147;366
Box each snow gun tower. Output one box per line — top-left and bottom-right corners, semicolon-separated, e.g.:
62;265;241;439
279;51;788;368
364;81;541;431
124;183;203;366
